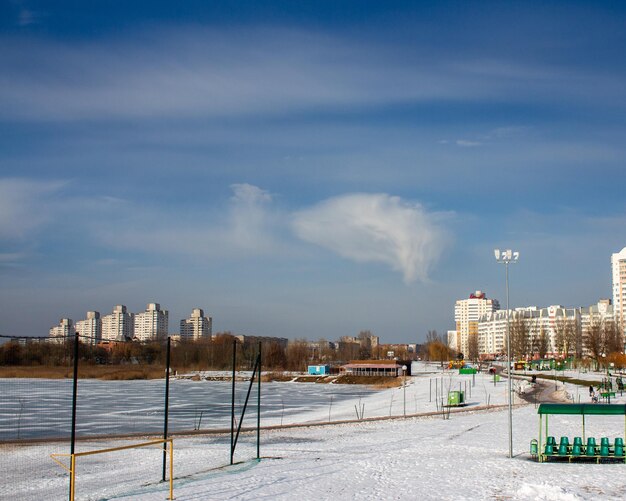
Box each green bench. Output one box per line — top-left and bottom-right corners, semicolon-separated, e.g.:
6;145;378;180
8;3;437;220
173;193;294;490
538;435;626;463
535;403;626;463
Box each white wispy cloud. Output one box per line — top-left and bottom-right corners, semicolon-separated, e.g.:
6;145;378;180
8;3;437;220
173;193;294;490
292;193;449;283
2;27;617;122
0;178;66;239
456;139;482;147
93;183;279;259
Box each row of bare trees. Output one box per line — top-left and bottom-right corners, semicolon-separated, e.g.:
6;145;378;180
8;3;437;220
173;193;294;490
497;316;623;368
0;330;418;372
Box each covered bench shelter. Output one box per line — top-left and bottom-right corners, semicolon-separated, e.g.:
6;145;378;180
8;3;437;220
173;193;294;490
341;361;401;377
537;403;626;463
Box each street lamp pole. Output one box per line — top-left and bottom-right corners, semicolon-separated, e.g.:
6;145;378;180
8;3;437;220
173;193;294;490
494;248;519;459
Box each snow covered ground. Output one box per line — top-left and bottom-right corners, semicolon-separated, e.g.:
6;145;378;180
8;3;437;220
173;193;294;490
3;365;626;500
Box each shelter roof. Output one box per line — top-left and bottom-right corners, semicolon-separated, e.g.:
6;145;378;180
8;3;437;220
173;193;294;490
537;403;626;415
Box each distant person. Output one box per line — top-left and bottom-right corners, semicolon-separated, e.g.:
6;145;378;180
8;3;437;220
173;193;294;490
589;385;594;397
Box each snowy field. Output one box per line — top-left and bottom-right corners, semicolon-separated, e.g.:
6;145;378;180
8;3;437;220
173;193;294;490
3;365;626;500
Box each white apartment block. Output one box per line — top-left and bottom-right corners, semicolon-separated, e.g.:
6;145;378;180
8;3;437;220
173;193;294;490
477;306;559;357
49;318;75;341
578;299;615;356
453;291;500;357
101;305;134;341
75;311;102;345
612;247;626;335
134;303;168;341
477;304;607;358
180;308;212;340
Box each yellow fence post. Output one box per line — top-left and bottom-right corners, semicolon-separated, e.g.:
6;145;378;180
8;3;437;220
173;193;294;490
70;454;76;501
169;439;174;500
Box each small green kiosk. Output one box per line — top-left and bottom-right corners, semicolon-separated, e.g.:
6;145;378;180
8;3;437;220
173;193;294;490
535;403;626;463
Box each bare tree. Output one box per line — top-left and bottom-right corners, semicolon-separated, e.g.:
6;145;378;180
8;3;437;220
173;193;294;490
467;332;479;362
604;320;624;355
554;317;576;358
285;339;310;371
509;314;530;360
357;330;374;359
425;330;450;367
584;316;604;370
536;325;550;359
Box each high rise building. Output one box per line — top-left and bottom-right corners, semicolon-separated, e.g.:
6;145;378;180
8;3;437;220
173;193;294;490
180;308;212;340
453;290;500;357
49;318;75;341
477;305;578;358
75;311;101;345
611;247;626;335
134;303;168;341
102;305;134;341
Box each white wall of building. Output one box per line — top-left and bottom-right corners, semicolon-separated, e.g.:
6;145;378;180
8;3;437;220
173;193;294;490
180;308;212;340
453;291;500;356
101;305;134;341
134;303;168;341
75;311;101;345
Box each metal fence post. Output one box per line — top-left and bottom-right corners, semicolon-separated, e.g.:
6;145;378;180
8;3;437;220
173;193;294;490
257;342;262;460
70;332;79;501
162;336;171;482
230;339;236;465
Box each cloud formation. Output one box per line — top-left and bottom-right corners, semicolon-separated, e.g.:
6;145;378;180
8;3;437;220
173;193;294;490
292;193;449;283
0;178;66;239
2;27;619;122
91;183;279;259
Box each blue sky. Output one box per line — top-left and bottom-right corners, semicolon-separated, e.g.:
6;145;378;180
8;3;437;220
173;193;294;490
1;1;625;342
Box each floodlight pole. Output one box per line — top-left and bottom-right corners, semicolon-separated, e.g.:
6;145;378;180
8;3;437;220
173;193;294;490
494;248;519;459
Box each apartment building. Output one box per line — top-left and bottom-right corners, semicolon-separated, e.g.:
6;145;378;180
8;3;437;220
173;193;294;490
134;303;168;341
612;247;626;335
453;291;500;357
49;318;75;340
101;305;134;342
180;308;212;340
75;311;102;345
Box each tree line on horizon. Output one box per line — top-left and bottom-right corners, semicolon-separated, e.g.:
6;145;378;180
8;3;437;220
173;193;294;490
458;317;626;369
0;331;420;371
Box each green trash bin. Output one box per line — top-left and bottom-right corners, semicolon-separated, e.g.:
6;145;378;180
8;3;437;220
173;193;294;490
447;390;465;406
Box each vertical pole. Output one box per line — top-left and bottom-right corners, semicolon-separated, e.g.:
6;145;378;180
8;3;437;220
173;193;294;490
257;342;262;460
70;454;76;501
162;336;171;482
403;370;406;417
70;332;79;501
506;261;513;459
429;378;432;402
230;339;236;465
538;415;542;463
169;440;174;500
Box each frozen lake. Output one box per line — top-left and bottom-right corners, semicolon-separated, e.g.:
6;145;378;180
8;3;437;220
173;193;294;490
0;377;376;441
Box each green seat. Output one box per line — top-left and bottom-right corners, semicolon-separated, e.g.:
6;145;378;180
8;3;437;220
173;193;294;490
586;437;596;457
614;437;624;457
600;439;610;457
572;437;582;456
547;436;556;446
545;443;555;455
558;436;570;456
